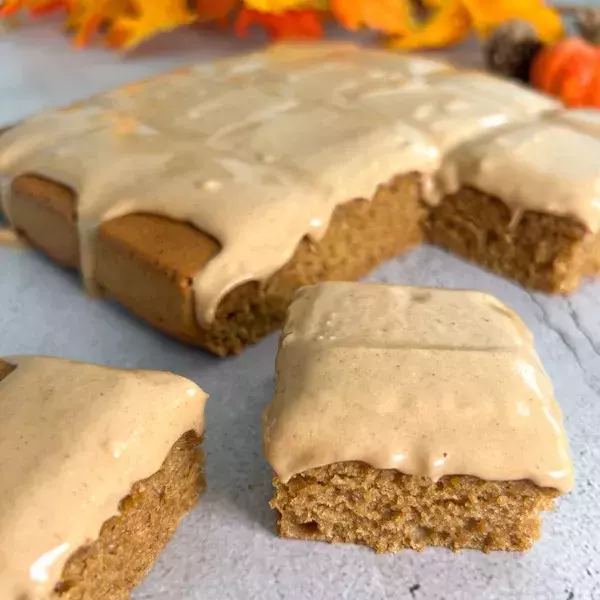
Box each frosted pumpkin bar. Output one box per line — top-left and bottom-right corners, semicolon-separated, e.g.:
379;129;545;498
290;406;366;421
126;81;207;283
0;41;575;356
427;116;600;293
0;356;207;599
264;283;573;552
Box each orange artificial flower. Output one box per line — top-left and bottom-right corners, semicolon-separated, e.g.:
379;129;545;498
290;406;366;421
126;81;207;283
389;0;563;50
0;0;567;51
67;0;130;47
0;0;21;15
235;8;323;39
29;0;67;14
193;0;241;23
106;0;196;49
244;0;327;13
389;0;471;49
0;0;68;17
463;0;563;43
331;0;415;35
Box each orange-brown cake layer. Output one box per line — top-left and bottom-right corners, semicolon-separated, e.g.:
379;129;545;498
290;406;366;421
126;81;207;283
270;463;559;553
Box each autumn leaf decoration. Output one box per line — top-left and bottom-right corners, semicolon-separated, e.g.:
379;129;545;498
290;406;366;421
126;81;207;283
0;0;566;50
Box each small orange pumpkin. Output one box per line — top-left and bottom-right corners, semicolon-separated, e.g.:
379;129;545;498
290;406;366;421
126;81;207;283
531;37;600;108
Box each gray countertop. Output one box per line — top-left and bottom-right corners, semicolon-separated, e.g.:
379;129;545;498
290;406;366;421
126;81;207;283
1;20;600;600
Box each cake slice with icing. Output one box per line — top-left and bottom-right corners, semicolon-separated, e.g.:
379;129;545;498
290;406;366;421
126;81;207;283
427;119;600;293
264;282;573;552
0;356;207;599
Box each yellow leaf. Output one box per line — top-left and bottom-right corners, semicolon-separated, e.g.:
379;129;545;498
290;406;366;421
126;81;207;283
67;0;130;46
107;0;196;50
244;0;328;15
388;0;471;50
462;0;564;43
331;0;416;35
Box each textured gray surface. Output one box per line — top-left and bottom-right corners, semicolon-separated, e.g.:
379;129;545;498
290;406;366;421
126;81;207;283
1;21;600;600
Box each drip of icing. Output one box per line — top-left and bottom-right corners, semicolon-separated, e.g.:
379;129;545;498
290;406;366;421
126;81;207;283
0;42;574;326
0;356;206;600
264;282;574;492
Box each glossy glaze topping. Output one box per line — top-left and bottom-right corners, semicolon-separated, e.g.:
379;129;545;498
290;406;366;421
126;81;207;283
264;282;573;492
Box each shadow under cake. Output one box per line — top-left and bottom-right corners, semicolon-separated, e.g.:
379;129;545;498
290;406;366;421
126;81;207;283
2;43;599;357
263;282;574;553
0;356;207;600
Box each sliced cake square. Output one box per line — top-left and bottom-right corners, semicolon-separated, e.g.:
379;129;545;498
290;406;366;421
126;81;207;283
264;282;573;552
427;121;600;293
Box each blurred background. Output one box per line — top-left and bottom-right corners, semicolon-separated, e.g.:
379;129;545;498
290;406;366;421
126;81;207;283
2;0;600;126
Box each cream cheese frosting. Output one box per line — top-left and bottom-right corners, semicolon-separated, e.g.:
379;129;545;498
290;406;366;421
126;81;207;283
0;356;207;600
263;282;573;492
0;42;581;327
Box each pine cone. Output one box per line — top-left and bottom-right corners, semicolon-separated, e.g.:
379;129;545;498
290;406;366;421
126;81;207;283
574;8;600;45
484;20;543;83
